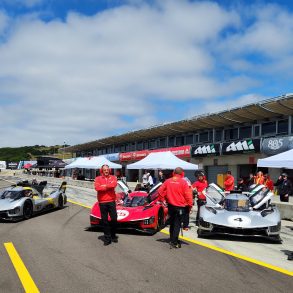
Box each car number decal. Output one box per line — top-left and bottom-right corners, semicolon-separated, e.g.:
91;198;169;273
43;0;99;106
228;215;251;227
116;210;129;220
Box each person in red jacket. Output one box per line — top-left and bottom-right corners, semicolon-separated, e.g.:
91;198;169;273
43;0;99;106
263;173;274;191
224;171;235;192
158;167;193;249
94;164;118;245
192;171;208;225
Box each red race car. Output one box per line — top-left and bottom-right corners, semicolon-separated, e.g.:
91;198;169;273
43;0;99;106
90;181;168;234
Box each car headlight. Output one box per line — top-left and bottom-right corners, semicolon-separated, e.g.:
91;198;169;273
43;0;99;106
9;207;21;214
144;216;155;225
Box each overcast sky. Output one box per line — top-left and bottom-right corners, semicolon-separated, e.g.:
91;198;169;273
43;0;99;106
0;0;292;147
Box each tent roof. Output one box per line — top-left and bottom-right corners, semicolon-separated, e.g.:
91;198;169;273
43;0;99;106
64;156;122;169
257;149;293;169
126;151;198;170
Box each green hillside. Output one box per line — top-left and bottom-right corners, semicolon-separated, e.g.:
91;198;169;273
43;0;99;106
0;145;68;162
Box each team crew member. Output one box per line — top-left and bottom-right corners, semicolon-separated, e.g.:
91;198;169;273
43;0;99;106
224;171;235;192
263;173;274;191
94;164;118;245
158;167;193;249
192;172;208;225
274;173;292;202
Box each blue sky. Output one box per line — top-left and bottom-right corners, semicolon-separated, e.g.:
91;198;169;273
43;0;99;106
0;0;292;147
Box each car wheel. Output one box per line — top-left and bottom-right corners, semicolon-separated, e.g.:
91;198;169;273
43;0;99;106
23;200;33;220
58;195;64;209
156;209;165;231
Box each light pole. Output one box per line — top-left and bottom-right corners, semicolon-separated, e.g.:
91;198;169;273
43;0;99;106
63;141;66;160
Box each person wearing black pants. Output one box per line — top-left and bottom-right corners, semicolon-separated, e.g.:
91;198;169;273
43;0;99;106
158;167;193;249
99;201;117;244
94;164;118;246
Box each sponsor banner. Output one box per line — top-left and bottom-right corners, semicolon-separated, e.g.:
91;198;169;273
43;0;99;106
0;161;6;170
6;161;18;170
104;153;120;161
222;139;260;155
119;145;191;162
262;136;293;155
191;144;220;157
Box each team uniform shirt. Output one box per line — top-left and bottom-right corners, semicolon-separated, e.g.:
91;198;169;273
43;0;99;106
224;175;235;191
192;180;208;200
264;178;274;191
94;175;118;203
158;174;193;208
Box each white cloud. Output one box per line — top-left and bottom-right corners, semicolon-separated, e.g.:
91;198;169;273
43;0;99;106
1;0;44;8
0;10;9;34
0;0;292;147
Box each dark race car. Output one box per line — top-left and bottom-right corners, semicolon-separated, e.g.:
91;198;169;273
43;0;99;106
90;181;168;234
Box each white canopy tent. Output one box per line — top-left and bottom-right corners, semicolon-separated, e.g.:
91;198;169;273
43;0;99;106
64;156;122;169
126;151;198;170
257;149;293;169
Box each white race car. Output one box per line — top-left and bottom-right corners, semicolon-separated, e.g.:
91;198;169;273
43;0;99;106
0;180;67;221
198;183;281;242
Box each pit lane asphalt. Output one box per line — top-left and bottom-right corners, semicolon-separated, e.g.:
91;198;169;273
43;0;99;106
0;203;293;292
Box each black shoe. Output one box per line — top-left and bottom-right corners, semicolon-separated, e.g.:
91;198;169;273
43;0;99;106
170;242;180;249
112;236;119;243
104;241;111;246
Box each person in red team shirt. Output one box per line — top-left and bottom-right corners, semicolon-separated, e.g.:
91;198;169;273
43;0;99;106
192;172;208;225
224;171;235;192
94;164;118;246
263;173;274;191
158;167;193;249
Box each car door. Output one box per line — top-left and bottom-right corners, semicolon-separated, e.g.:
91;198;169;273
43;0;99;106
31;187;49;212
205;183;225;206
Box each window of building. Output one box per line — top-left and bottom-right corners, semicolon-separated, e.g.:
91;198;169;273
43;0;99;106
175;136;184;146
253;125;260;137
149;140;156;149
239;126;252;139
159;138;166;148
185;134;194;145
120;145;126;152
143;141;148;149
168;136;175;147
199;132;209;142
194;134;199;143
137;141;143;150
224;128;238;140
215;129;223;141
262;121;276;136
277;119;288;134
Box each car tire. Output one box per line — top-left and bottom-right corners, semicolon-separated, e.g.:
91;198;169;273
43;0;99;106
23;200;33;220
156;209;165;232
58;195;64;209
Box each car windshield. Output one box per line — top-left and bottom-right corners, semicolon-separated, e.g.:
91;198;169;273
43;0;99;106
0;190;24;200
123;196;148;207
225;198;250;212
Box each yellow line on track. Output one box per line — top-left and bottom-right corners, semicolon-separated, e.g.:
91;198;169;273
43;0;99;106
67;199;293;277
67;199;91;209
160;230;293;277
4;242;40;293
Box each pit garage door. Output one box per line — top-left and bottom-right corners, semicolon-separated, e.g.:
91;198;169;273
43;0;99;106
207;166;228;184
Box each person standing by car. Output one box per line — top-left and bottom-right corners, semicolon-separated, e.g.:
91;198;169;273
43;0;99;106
274;173;292;202
263;173;274;191
94;164;118;245
254;171;264;185
224;171;235;192
237;178;248;192
247;173;255;188
192;172;208;226
158;170;166;183
158;167;193;249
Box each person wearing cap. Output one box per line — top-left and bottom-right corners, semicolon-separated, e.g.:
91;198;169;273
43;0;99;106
158;167;193;249
237;178;248;192
94;164;118;245
274;173;292;202
224;171;235;192
192;171;208;225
